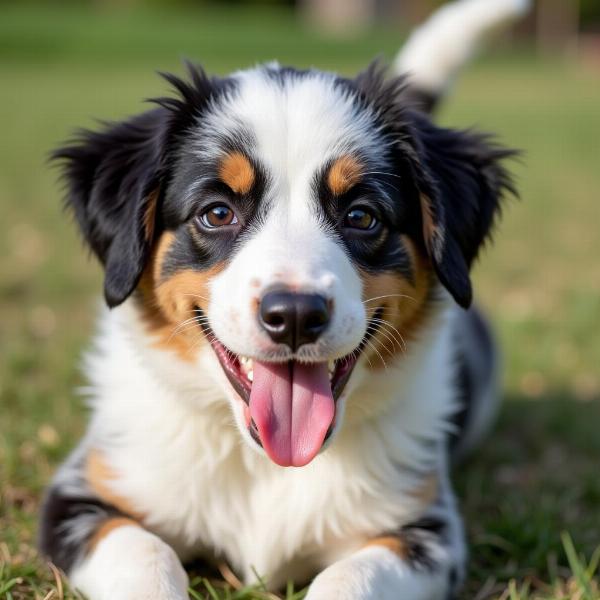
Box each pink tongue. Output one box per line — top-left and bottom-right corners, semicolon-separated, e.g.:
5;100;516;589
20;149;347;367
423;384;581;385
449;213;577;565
249;361;335;467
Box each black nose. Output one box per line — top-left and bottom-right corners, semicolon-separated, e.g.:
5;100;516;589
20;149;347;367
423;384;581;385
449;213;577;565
259;291;330;351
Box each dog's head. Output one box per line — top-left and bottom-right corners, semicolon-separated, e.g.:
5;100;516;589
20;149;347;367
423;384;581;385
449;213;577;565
55;63;514;467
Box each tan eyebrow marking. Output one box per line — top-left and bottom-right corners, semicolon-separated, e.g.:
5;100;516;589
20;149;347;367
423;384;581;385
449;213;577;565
327;155;363;196
219;151;255;195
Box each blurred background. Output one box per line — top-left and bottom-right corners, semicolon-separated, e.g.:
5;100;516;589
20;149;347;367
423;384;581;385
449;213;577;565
0;1;599;598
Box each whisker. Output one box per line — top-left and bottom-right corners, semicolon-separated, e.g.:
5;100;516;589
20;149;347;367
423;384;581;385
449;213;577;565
354;346;373;370
364;325;390;351
171;314;206;329
361;171;403;179
169;318;203;341
368;318;407;352
181;293;209;302
366;323;400;353
168;313;212;340
169;320;212;339
364;338;387;370
373;317;406;343
366;308;408;316
367;326;399;358
363;294;416;304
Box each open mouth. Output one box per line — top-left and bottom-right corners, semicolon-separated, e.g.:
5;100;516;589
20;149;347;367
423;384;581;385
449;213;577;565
202;308;382;468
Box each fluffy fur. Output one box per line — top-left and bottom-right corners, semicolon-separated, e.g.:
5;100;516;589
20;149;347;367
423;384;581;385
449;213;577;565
395;0;531;110
39;2;524;598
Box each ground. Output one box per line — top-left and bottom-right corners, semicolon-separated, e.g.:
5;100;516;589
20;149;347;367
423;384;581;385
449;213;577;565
0;3;599;599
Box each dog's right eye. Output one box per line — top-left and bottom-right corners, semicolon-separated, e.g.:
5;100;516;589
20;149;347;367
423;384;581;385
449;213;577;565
197;205;239;229
343;207;378;231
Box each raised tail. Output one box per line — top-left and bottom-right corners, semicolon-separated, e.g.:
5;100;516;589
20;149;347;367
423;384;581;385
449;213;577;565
394;0;531;113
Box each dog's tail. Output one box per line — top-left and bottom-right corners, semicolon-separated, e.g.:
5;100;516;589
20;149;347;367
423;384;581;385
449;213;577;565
394;0;530;113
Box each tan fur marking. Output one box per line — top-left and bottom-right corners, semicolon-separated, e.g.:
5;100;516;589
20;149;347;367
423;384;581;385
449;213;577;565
88;517;139;551
219;151;255;195
420;194;441;250
136;231;224;361
154;267;222;324
327;155;363;196
365;536;407;559
151;231;176;283
86;450;143;520
361;236;435;370
142;188;160;242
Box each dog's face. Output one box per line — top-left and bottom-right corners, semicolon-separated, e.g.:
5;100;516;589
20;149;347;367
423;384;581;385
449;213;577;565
56;63;513;467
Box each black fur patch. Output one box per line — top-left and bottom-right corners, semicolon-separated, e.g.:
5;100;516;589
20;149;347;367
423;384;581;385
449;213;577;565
53;63;234;307
450;346;473;450
446;566;460;600
348;62;517;308
449;305;497;456
398;516;448;571
39;485;124;574
405;88;440;115
159;156;269;280
53;108;167;306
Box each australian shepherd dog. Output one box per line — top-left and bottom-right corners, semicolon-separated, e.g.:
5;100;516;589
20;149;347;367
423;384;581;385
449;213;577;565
39;1;527;598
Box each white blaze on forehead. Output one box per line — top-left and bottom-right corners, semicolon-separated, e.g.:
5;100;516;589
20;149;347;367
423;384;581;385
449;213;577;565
231;69;380;176
197;66;386;195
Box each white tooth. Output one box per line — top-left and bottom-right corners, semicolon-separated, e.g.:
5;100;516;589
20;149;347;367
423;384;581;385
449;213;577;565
240;356;249;365
247;369;254;382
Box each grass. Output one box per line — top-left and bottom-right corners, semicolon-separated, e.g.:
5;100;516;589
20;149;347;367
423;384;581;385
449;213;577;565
1;2;599;599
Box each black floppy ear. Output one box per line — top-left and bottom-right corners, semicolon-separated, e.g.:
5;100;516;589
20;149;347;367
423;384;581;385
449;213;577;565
53;109;167;307
53;63;221;307
408;114;517;308
351;64;516;308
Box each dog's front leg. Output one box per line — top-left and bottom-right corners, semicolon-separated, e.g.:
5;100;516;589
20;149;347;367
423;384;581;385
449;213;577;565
69;520;189;600
39;477;189;600
306;507;465;600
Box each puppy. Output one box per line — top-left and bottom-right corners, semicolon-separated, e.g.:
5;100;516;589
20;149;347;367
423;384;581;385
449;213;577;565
39;1;525;598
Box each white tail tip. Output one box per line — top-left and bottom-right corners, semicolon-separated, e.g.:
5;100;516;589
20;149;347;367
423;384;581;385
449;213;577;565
395;0;531;97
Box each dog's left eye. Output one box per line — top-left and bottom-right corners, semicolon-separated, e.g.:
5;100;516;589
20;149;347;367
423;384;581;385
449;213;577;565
197;205;238;229
343;207;377;230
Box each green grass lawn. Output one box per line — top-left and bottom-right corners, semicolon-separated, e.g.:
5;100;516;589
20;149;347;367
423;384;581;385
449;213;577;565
1;3;599;599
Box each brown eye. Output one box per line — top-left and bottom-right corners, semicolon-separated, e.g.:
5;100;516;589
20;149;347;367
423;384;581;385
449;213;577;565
344;207;377;230
199;205;238;228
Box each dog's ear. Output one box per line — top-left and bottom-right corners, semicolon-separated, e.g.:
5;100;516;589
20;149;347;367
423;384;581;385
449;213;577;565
406;114;517;308
53;109;167;307
53;63;221;307
352;64;516;308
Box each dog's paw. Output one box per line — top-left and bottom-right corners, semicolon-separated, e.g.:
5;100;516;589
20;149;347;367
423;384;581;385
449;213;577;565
305;545;450;600
305;547;401;600
104;541;189;600
71;525;189;600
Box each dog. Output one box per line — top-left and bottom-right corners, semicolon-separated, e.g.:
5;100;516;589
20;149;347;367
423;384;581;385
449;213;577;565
39;1;526;598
